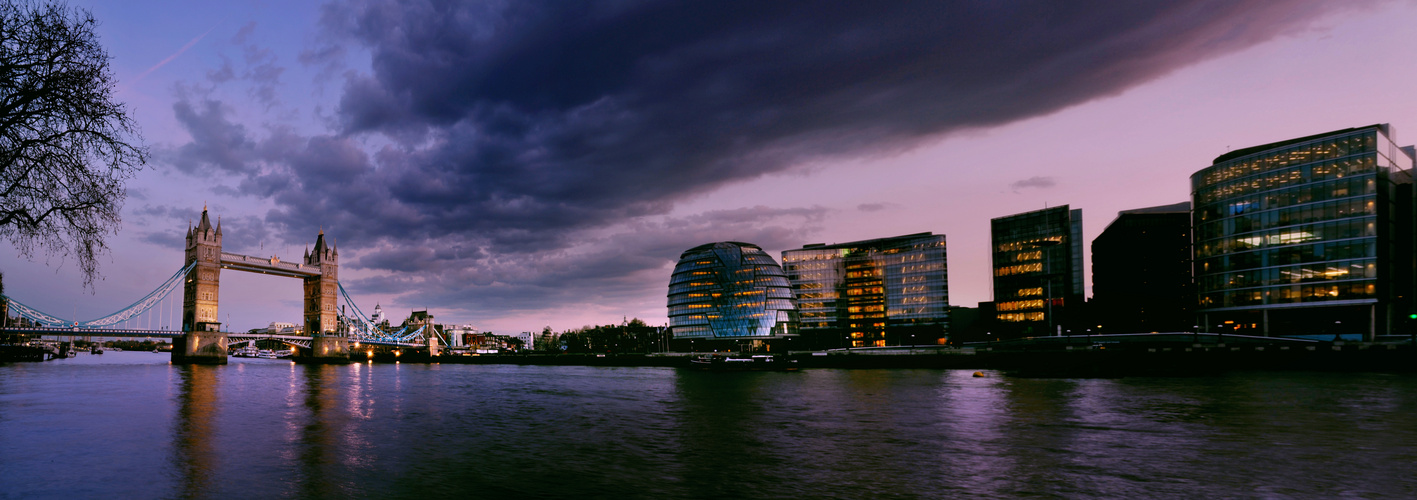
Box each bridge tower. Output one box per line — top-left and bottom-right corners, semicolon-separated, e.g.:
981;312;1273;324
174;207;227;364
297;229;349;364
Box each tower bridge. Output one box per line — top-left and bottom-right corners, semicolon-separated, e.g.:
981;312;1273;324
1;207;447;363
178;207;347;364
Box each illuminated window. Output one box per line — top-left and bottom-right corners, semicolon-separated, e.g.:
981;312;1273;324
995;263;1042;276
996;300;1044;311
997;312;1045;322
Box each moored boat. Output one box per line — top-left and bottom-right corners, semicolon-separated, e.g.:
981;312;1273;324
689;354;799;372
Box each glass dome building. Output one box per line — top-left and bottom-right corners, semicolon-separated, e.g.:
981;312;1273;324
668;242;799;339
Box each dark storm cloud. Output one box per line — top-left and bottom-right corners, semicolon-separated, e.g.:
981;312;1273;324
164;0;1373;321
304;0;1362;243
342;205;829;317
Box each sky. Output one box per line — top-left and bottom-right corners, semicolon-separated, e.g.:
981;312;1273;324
4;0;1417;334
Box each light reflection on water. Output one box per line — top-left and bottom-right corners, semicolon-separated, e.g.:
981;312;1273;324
2;351;1415;498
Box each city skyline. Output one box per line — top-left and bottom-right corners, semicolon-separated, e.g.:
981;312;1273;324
2;1;1416;334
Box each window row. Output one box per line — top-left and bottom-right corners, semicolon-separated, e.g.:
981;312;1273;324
998;312;1045;322
1196;196;1375;242
1199;281;1375;308
1195;154;1375;204
785;261;836;271
995;236;1064;253
1195;218;1374;258
1196;175;1377;223
1193;131;1375;187
1198;240;1374;272
997;299;1045;312
996;263;1042;276
1198;258;1376;291
887;306;948;318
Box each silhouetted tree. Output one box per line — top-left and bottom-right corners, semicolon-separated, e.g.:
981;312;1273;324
556;319;661;353
0;1;147;285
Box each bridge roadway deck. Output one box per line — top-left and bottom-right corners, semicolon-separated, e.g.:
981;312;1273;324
2;327;182;338
3;328;423;348
219;252;321;278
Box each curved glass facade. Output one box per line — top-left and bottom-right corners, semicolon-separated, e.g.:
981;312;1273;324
1191;124;1414;338
667;242;798;339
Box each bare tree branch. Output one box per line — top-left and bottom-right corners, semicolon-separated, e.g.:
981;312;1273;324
0;1;147;287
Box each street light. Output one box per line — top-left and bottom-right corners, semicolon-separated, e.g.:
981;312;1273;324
1409;313;1416;347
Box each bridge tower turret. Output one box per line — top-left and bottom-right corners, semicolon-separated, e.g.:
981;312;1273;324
174;207;227;364
297;229;349;363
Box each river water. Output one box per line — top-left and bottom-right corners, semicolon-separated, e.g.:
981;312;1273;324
2;352;1415;499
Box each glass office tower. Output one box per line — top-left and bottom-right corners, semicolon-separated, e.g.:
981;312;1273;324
991;206;1084;338
667;242;798;340
1192;124;1415;340
781;233;949;348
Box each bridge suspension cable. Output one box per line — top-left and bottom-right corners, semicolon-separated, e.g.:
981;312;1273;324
337;283;423;344
3;262;197;328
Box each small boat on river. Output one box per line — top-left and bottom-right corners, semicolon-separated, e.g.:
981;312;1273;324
690;354;799;372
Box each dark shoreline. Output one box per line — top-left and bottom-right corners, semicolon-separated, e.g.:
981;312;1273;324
10;343;1414;377
373;343;1417;377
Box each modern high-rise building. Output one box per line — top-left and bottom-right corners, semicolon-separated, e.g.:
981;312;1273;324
1192;124;1415;340
667;242;798;342
781;233;949;348
1091;202;1193;334
991;206;1084;338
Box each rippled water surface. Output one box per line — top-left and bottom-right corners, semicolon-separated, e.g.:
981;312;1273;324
3;352;1416;499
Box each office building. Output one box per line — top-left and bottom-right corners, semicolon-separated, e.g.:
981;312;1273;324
782;233;949;348
1091;202;1193;333
667;242;798;341
1192;124;1415;340
991;206;1084;337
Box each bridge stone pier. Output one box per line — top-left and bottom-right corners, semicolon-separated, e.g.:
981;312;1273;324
172;208;349;365
174;208;226;364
